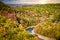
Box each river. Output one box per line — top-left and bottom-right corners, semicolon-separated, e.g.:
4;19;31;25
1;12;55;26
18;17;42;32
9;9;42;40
27;26;56;40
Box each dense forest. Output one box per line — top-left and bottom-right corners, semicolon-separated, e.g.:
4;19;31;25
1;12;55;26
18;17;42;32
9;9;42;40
0;1;60;40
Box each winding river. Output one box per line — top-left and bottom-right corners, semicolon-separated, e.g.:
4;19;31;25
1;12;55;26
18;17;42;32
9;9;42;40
27;26;55;40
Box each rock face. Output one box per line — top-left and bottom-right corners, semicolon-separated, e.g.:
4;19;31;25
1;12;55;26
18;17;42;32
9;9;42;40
0;11;17;21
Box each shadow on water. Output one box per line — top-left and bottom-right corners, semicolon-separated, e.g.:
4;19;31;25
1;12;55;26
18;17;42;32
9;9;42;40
27;27;34;33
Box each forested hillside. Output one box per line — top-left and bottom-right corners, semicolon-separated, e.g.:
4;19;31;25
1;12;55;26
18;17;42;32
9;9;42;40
0;1;60;40
12;4;60;40
0;1;10;10
0;1;40;40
